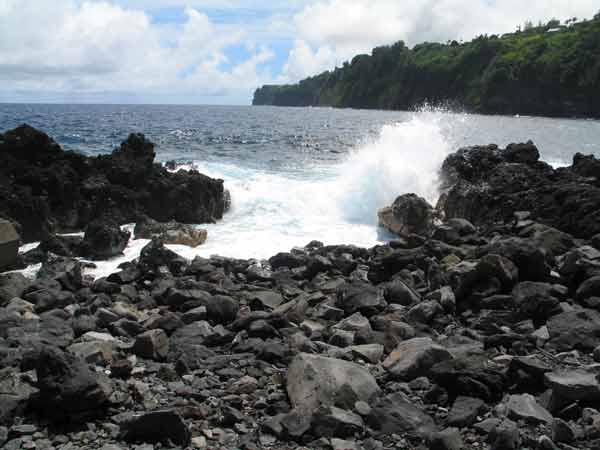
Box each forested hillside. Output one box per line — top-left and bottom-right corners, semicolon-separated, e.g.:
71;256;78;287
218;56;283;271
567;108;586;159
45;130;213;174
253;13;600;117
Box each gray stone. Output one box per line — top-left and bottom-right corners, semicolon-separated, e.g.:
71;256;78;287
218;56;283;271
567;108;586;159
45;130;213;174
368;392;436;437
383;337;452;381
311;406;364;438
547;308;600;351
428;427;463;450
488;419;520;450
545;369;600;402
447;396;486;427
287;353;380;412
407;300;444;324
377;193;434;237
552;418;575;444
506;393;553;424
133;329;169;361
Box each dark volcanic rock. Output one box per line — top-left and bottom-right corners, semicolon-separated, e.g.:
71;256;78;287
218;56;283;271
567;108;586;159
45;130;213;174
82;219;130;259
378;193;434;237
0;125;227;243
21;346;112;420
440;142;600;238
120;410;190;446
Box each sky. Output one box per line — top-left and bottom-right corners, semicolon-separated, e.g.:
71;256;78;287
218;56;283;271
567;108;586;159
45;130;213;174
0;0;598;105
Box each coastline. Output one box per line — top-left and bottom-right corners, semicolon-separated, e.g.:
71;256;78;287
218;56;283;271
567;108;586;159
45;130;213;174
1;125;600;449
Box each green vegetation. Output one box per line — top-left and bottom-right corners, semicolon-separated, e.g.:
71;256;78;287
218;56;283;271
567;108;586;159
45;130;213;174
253;14;600;117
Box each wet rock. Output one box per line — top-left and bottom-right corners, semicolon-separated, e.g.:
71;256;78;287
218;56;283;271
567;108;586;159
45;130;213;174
134;216;207;247
138;238;188;275
120;410;190;446
577;276;600;302
286;353;380;412
378;194;434;237
82;219;130;259
383;337;452;381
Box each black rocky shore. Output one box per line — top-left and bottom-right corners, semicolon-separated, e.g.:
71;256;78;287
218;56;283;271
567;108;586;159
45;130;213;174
1;126;600;450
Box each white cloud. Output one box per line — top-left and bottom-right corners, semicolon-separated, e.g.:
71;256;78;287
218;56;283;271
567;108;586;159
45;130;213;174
0;0;598;102
282;0;599;82
0;0;276;102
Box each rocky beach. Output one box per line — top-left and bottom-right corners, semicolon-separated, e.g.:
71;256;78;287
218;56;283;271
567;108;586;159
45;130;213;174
2;124;600;450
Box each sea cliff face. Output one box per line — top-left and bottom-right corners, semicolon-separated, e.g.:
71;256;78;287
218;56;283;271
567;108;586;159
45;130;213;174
2;128;600;450
253;15;600;118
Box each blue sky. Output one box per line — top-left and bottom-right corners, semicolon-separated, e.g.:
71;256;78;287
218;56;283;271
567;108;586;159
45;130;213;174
0;0;597;104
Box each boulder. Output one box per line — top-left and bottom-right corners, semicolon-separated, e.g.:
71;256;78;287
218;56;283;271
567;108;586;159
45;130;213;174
286;353;380;412
133;329;169;361
134;216;207;247
367;392;436;437
488;419;520;450
138;238;188;274
384;278;421;305
547;308;600;351
20;346;112;420
82;219;130;259
336;282;385;316
383;337;452;381
577;276;600;302
428;427;463;450
506;394;553;424
545;370;600;402
0;220;19;271
120;410;190;446
0;125;227;243
0;368;38;425
378;193;434;237
447;396;486;427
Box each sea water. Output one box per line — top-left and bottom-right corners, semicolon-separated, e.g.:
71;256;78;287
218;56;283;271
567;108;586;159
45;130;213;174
1;104;599;278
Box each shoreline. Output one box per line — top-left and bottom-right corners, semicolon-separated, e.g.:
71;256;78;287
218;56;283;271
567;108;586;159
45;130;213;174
1;126;600;449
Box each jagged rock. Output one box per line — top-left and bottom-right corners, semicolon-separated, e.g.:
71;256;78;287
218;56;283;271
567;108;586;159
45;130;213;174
512;282;563;323
367;392;436;437
506;393;553;424
383;337;452;381
311;405;364;438
384;278;420;305
82;219;130;259
138;238;188;274
133;329;169;361
546;308;600;351
577;276;600;302
407;300;444;324
552;418;576;444
428;427;463;450
430;355;506;402
120;410;190;446
21;346;112;420
447;396;486;427
0;368;38;425
545;369;600;403
0;273;31;305
134;216;207;247
336;282;385;316
0;126;226;242
286;353;380;412
488;419;520;450
378;193;434;237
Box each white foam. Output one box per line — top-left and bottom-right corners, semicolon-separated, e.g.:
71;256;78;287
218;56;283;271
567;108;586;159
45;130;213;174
19;114;455;280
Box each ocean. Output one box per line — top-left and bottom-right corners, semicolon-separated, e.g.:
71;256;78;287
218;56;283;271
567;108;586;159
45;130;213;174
2;104;600;278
